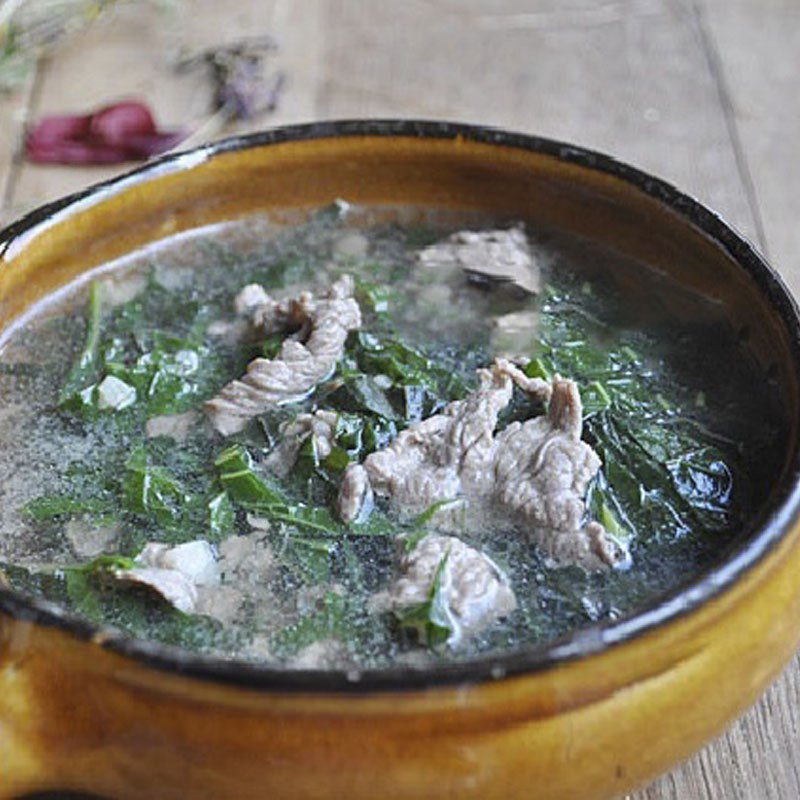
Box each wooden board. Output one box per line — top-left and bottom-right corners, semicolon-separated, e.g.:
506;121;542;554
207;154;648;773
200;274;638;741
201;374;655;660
319;0;759;239
703;0;800;294
4;0;326;216
0;70;36;225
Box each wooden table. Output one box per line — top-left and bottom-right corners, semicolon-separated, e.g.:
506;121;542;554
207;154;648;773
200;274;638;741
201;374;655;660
1;1;798;797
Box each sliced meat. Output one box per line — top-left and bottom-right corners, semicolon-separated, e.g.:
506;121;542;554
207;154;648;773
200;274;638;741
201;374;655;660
217;533;276;583
493;376;627;569
114;540;218;614
336;462;374;524
64;519;120;559
288;639;349;669
263;410;338;477
390;534;516;647
339;358;550;520
195;585;244;625
234;283;271;316
206;276;362;436
145;409;200;441
338;360;626;570
197;534;278;625
101;270;147;308
418;227;540;294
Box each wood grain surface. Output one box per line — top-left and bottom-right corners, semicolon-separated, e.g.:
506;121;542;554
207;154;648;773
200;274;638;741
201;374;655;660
1;1;797;797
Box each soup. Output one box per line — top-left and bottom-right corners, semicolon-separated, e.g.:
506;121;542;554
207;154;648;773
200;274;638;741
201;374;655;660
0;204;783;670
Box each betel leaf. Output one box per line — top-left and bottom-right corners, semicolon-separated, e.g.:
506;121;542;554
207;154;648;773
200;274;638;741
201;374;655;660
293;432;351;489
69;554;137;573
122;446;191;527
350;331;468;399
207;491;235;538
261;332;284;359
104;334;210;416
523;356;550;382
63;554;136;623
59;280;104;408
355;280;393;314
58;279;219;419
399;384;428;422
588;481;631;544
344;374;400;420
260;505;342;537
334;412;365;455
279;536;337;584
535;279;744;542
214;444;284;507
362;417;397;453
23;493;115;523
394;551;453;649
294;434;326;483
60;553;231;649
214;444;344;538
323;446;350;473
64;569;104;622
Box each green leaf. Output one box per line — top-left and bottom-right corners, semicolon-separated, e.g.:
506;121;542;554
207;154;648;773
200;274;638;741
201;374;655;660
334;412;365;455
262;332;285;359
394;552;453;649
345;374;400;420
63;553;136;624
23;494;114;523
323;446;351;473
581;380;612;415
295;434;350;484
362;417;397;454
251;503;343;538
399;384;428;421
523;356;550;381
598;500;629;542
123;446;191;527
59;281;104;409
294;434;323;482
214;444;284;507
280;537;336;584
70;554;137;574
207;491;235;538
65;570;104;622
538;280;744;542
355;281;393;314
105;339;207;416
352;332;458;394
215;444;344;538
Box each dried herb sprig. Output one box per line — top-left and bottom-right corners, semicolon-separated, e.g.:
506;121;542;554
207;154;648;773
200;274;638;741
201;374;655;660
177;36;285;122
0;0;177;92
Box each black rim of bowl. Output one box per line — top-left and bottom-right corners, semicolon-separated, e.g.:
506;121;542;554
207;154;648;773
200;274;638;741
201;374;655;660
1;119;799;694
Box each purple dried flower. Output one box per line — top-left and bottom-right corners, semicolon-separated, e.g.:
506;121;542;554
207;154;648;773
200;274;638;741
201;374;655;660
179;37;285;122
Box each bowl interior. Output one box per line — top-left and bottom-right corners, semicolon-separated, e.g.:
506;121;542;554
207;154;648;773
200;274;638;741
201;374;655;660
1;121;798;689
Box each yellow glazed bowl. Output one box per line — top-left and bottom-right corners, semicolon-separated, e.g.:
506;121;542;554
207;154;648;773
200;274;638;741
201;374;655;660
1;121;799;800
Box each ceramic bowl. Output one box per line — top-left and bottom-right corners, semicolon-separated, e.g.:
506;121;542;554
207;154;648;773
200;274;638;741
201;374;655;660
1;121;799;800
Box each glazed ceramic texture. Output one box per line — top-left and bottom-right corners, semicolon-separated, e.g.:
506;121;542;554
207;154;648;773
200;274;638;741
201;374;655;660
1;122;799;800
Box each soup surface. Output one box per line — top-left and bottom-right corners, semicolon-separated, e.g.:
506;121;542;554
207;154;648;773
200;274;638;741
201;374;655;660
0;204;783;670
